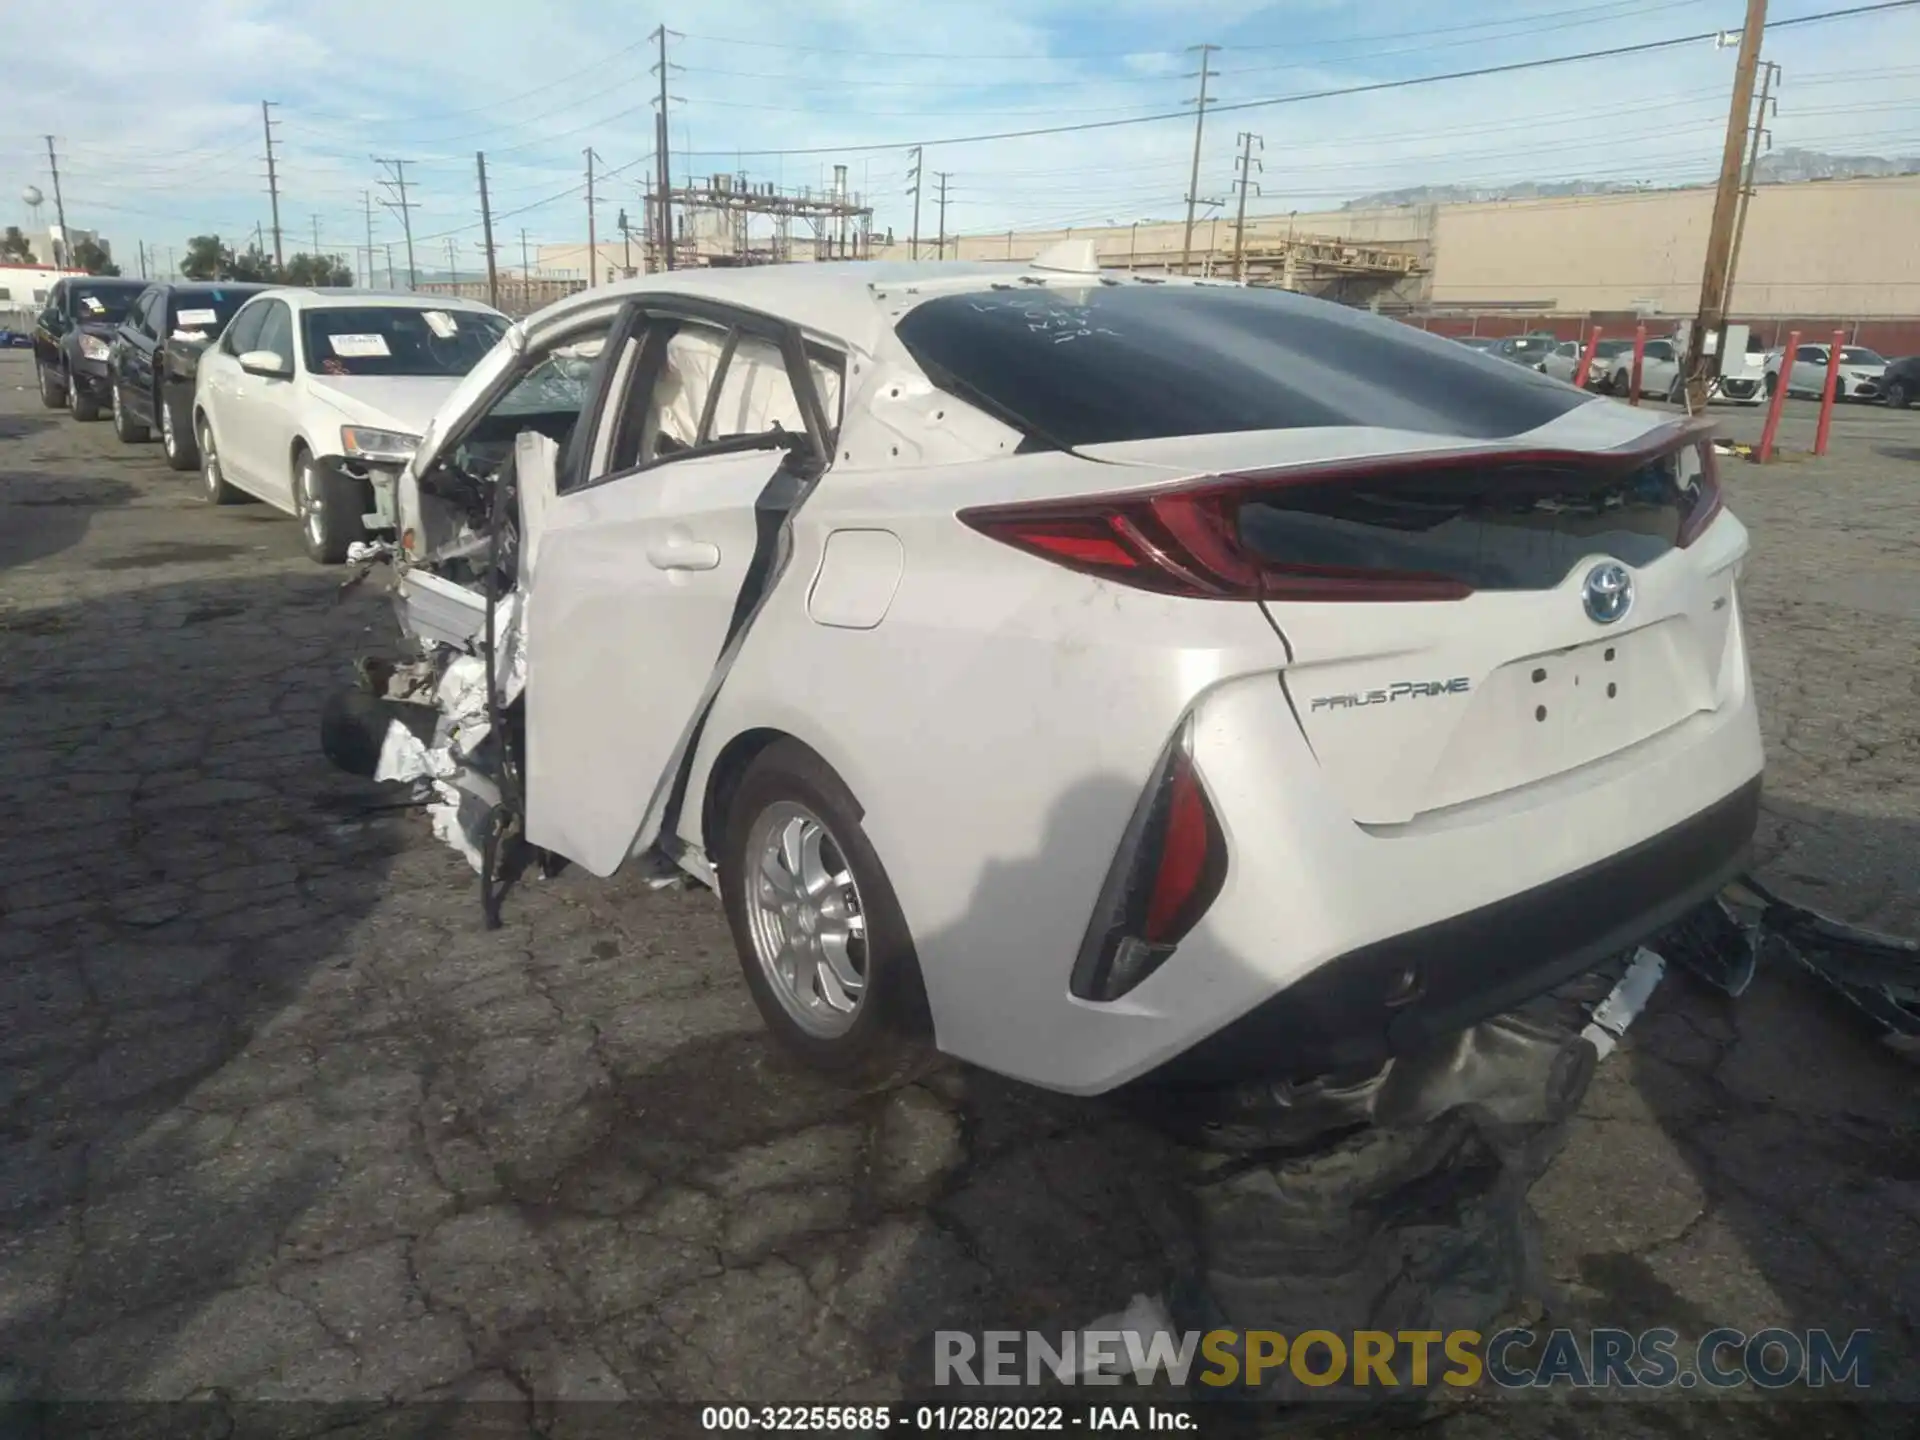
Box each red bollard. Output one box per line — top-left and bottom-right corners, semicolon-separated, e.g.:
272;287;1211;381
1758;328;1799;463
1628;324;1647;405
1575;325;1604;391
1814;327;1845;456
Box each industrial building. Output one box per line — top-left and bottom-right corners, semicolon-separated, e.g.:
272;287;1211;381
437;171;1920;353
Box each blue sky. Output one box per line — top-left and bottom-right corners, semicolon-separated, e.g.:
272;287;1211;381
2;0;1917;277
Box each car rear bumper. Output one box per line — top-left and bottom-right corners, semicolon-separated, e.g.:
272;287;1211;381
1151;774;1758;1086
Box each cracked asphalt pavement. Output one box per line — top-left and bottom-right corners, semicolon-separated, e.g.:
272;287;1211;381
0;351;1914;1430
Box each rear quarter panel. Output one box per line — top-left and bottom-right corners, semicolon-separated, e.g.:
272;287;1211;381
679;452;1292;1085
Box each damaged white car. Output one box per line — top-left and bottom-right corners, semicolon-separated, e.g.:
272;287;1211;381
193;290;509;562
324;248;1765;1096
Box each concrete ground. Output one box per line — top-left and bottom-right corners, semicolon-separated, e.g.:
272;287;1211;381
0;351;1914;1431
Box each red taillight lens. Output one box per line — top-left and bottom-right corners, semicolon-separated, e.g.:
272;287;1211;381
962;489;1470;603
1072;725;1228;1004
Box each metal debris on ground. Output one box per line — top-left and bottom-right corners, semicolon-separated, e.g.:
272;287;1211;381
1720;876;1920;1060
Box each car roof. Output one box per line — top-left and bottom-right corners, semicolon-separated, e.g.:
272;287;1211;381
237;287;506;317
518;260;1132;353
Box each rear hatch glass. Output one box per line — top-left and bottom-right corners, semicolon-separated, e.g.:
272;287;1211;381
893;283;1588;451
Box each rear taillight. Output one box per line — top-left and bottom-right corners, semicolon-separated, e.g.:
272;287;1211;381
1071;721;1228;1003
961;424;1725;600
962;486;1470;603
1676;439;1722;547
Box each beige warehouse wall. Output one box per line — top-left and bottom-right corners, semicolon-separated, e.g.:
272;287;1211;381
871;203;1434;265
1429;175;1920;316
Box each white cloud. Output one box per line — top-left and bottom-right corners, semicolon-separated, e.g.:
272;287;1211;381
1;0;1915;269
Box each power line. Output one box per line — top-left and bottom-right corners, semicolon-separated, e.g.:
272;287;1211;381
670;1;1920;159
1181;44;1220;275
374;157;418;289
262;101;284;268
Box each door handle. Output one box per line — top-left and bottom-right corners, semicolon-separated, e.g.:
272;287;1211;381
646;538;720;571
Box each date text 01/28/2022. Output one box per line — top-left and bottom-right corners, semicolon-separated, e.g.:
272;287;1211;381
700;1405;1190;1431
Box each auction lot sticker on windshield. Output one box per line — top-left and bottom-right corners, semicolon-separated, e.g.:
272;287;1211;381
176;308;218;327
329;333;391;358
80;296;105;315
423;311;459;338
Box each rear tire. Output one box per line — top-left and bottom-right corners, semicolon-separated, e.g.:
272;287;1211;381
70;385;101;422
161;389;198;470
719;739;933;1089
111;382;149;443
37;361;67;410
294;451;368;565
1889;379;1913;410
1765;371;1778;398
199;417;240;505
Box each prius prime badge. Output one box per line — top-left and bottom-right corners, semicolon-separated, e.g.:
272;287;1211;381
1582;561;1634;625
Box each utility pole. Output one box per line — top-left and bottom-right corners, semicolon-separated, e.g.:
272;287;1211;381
137;240;148;279
362;191;376;288
42;136;69;268
385;242;394;289
1232;131;1263;281
585;147;599;286
617;207;633;277
906;146;924;260
166;246;175;281
261;102;284;268
934;171;952;260
1685;0;1768;411
310;213;322;257
476;151;499;309
650;26;680;270
445;236;458;284
1726;59;1779;320
520;228;532;281
374;157;418;290
1180;44;1221;276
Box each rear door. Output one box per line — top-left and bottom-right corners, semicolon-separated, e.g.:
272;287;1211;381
525;300;835;875
120;289;162;421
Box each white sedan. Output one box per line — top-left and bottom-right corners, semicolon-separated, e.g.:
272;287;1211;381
1764;342;1888;401
328;251;1764;1096
192;289;509;562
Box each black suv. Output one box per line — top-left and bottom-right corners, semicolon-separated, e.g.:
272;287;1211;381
33;277;149;421
106;281;270;468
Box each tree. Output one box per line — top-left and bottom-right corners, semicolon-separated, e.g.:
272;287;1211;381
0;226;34;264
182;234;227;280
227;245;279;283
70;238;119;276
283;252;352;286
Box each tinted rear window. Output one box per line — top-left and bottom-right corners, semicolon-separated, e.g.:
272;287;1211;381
893;285;1587;450
1238;447;1700;592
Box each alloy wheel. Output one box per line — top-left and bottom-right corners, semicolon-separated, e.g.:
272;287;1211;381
741;801;869;1038
161;400;176;456
202;428;223;501
298;463;327;550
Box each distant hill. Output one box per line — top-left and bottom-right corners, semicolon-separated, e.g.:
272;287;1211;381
1341;147;1920;209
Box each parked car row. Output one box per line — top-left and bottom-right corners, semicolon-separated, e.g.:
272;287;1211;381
1451;329;1915;408
34;275;511;561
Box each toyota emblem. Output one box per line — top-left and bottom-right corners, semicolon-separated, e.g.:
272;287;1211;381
1582;561;1634;625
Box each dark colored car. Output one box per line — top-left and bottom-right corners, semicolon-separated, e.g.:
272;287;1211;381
106;281;270;469
1882;354;1918;410
33;277;149;420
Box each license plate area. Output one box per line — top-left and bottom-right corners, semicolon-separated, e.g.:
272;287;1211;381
1421;620;1712;814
